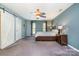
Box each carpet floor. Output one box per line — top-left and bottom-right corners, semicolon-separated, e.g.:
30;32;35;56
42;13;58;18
0;37;79;56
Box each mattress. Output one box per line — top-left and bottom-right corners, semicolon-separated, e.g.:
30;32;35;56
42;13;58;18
35;30;58;37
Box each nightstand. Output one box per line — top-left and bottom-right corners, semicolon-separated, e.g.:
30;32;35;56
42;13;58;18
56;34;68;46
56;35;61;44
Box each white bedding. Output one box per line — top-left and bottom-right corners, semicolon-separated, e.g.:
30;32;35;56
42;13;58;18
35;30;58;37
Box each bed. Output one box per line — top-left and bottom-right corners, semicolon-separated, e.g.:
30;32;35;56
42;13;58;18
35;30;58;41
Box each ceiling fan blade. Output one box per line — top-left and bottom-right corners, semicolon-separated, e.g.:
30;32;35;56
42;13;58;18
40;15;46;18
41;12;46;15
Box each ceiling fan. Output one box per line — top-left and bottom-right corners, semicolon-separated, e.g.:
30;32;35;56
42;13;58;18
34;9;46;19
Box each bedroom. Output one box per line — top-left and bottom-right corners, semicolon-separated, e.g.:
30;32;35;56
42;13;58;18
0;3;79;56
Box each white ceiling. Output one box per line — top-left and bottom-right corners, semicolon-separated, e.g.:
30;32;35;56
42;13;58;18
2;3;73;20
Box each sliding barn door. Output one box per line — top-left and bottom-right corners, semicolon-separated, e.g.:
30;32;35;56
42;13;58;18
1;11;15;49
16;18;22;41
0;11;1;48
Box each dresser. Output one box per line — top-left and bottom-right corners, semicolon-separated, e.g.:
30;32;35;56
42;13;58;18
56;34;68;46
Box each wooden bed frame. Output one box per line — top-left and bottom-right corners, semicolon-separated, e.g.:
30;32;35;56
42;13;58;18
35;35;68;46
35;36;57;41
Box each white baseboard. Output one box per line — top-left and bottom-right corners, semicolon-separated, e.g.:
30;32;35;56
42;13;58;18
68;44;79;52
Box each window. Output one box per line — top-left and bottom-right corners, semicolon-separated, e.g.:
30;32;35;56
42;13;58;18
43;22;46;32
32;21;46;35
32;22;36;34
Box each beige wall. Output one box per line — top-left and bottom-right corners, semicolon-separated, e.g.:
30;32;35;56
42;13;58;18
47;20;52;31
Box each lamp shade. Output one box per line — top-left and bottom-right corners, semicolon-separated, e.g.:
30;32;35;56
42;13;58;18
58;26;63;29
